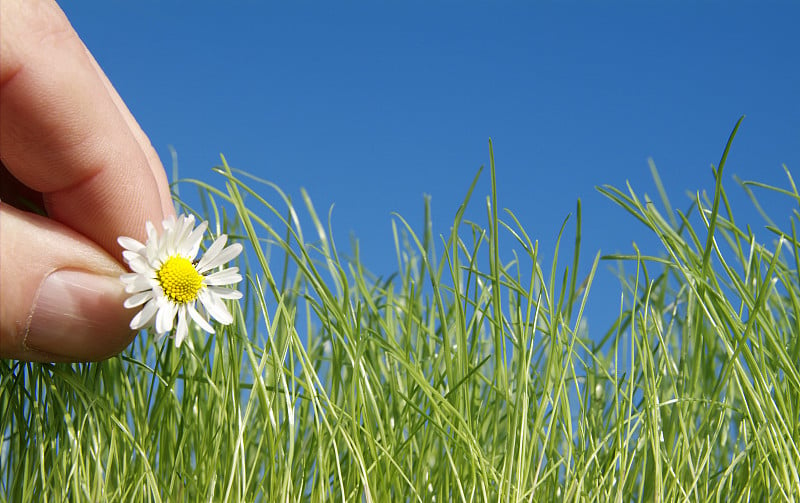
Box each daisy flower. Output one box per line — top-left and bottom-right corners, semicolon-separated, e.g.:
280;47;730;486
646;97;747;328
118;214;243;347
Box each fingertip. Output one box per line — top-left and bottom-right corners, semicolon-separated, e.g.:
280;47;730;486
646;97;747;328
1;0;174;256
0;205;137;362
83;46;176;221
23;269;134;361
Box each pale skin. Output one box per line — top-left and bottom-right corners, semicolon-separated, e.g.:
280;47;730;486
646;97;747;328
0;0;175;361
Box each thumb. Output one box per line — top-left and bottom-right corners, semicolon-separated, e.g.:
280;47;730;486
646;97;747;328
0;204;136;361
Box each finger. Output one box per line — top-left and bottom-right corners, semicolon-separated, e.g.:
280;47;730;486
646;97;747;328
0;0;173;257
83;46;175;218
0;204;136;362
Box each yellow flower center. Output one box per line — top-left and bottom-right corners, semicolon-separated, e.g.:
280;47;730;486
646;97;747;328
156;256;203;303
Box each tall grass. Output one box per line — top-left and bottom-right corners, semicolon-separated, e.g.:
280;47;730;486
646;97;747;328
2;118;799;501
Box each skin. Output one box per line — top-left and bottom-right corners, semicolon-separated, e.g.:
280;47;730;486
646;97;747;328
0;0;175;361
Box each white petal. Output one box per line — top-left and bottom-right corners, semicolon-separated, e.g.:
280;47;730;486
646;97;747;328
204;268;242;286
146;221;159;242
198;289;233;325
198;242;242;273
179;214;195;233
118;236;145;253
161;219;178;255
162;215;178;232
146;224;161;262
122;250;142;262
130;299;158;330
171;216;194;254
184;220;208;258
155;301;178;335
120;272;140;284
175;307;189;347
207;286;243;300
124;275;156;294
124;291;153;308
126;255;152;274
196;235;227;271
187;302;215;333
146;247;160;265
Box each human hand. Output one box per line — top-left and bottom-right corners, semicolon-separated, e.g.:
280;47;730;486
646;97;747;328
0;0;175;361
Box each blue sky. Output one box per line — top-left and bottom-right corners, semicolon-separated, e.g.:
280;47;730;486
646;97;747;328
62;2;799;333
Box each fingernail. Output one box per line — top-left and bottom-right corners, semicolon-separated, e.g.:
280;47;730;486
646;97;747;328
24;269;133;359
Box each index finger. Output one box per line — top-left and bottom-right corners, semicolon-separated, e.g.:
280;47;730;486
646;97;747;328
0;0;174;255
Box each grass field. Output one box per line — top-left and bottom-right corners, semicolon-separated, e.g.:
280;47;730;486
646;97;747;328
3;118;800;501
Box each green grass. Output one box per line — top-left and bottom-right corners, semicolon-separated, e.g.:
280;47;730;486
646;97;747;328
3;118;800;501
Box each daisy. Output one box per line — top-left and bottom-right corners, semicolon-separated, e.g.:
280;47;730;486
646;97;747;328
118;214;243;347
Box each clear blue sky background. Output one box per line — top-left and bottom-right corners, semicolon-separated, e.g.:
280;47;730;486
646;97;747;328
62;2;799;334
